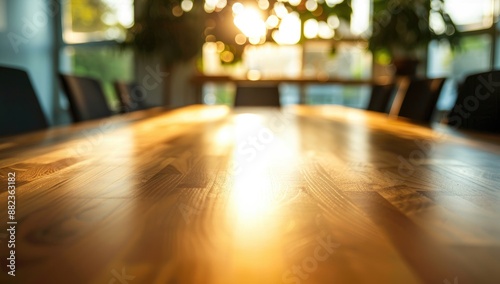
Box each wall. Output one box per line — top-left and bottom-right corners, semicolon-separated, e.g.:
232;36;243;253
0;0;58;124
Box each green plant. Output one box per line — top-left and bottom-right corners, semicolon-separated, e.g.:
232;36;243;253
369;0;461;59
124;0;353;67
124;0;206;66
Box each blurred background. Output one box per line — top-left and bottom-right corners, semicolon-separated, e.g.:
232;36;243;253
0;0;498;125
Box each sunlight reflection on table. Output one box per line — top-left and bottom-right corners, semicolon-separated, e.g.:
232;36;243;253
223;111;301;283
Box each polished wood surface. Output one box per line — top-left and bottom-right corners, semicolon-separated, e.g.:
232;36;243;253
1;105;499;284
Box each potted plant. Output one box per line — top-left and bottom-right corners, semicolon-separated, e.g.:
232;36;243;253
368;0;461;76
123;0;354;105
126;0;353;65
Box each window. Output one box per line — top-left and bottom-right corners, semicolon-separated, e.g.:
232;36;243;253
429;35;492;111
63;0;134;43
59;0;135;116
0;0;6;32
60;46;134;111
427;0;500;119
443;0;495;31
200;0;372;106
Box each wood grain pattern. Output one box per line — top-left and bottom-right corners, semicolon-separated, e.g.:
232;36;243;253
0;104;499;284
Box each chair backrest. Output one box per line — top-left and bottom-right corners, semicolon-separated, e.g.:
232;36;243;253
397;77;446;122
59;74;112;122
448;70;500;133
366;83;396;113
0;66;48;136
113;81;148;113
234;85;281;107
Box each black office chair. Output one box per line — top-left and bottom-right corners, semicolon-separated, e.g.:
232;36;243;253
59;74;112;122
447;70;500;133
234;85;281;107
397;77;446;123
113;81;148;113
366;83;396;113
0;66;48;136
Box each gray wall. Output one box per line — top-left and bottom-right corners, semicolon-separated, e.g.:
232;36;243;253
0;0;185;126
0;0;59;124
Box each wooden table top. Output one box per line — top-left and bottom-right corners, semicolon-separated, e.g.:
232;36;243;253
1;105;499;284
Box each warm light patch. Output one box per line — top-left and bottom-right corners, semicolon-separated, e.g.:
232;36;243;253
216;0;227;10
326;0;343;7
258;0;270;10
266;15;279;29
273;2;288;18
318;21;335;39
234;7;267;42
327;15;340;29
181;0;193;12
235;33;247;45
230;113;274;225
304;19;319;39
204;3;215;13
305;0;318;12
272;12;301;45
221;50;234;62
351;0;370;35
232;2;244;14
247;70;262;80
216;41;225;52
172;5;183;17
231;168;274;225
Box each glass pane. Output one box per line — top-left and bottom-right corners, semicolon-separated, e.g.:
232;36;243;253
202;83;235;105
494;36;500;68
350;0;370;36
302;41;372;81
0;0;6;32
428;35;491;78
201;83;300;106
444;0;494;30
60;46;134;112
244;44;303;78
306;85;370;108
428;34;492;113
63;0;134;43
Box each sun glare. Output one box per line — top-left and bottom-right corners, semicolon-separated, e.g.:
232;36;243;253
234;6;267;43
230;113;275;226
272;12;301;45
304;18;319;39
